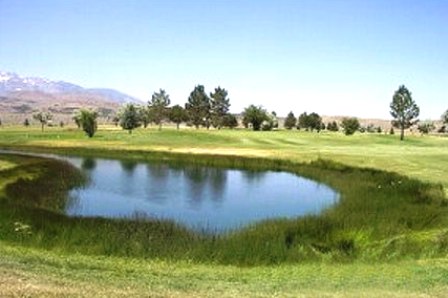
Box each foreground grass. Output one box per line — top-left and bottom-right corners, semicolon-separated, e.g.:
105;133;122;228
1;241;448;297
1;126;448;296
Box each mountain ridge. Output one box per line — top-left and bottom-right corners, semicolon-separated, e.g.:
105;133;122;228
0;71;142;104
0;71;143;124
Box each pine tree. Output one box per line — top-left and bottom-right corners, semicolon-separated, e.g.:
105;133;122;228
185;85;210;129
390;85;420;141
148;89;170;130
210;87;230;129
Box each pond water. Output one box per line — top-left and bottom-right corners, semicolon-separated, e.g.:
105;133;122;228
2;151;339;232
63;156;339;232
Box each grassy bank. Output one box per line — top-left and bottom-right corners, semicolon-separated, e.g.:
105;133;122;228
1;126;448;296
2;241;448;297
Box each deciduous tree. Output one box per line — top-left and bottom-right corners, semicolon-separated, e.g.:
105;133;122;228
119;104;141;134
297;112;322;131
417;121;435;134
341;117;360;135
327;121;339;132
242;105;268;131
169;105;189;130
77;109;98;138
138;106;151;128
33;111;52;132
222;114;238;129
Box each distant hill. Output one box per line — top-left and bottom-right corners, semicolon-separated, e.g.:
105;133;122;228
0;71;142;124
0;71;141;104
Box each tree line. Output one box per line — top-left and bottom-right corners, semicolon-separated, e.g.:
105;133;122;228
2;84;446;141
113;85;237;134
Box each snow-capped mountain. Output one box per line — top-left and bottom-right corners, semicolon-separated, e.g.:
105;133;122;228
0;71;141;104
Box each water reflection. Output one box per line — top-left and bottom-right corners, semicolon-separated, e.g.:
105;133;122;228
208;168;227;203
183;166;227;208
81;158;96;171
4;153;339;233
241;170;266;184
120;160;138;175
144;164;170;204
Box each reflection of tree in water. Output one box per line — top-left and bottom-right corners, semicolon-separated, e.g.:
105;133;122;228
81;157;96;171
144;163;171;203
208;168;227;202
120;160;138;175
241;170;267;184
184;166;227;207
184;166;205;207
148;163;170;181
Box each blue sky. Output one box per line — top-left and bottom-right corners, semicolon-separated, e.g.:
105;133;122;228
0;0;447;119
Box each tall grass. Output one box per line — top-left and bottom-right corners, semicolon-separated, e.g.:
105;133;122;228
0;152;447;265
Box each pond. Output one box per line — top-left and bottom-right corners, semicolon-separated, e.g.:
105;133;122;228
3;152;339;233
69;156;340;232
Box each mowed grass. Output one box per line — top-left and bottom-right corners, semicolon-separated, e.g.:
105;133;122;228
0;125;447;190
1;125;448;297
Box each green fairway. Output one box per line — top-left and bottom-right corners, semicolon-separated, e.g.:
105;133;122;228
0;126;447;296
0;125;447;189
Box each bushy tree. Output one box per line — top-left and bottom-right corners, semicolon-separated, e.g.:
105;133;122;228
76;109;98;138
138;106;151;128
390;85;420;141
169;105;189;130
297;112;307;130
261;112;278;131
210;87;230;129
341;117;360;135
366;124;376;133
297;112;322;131
33;111;53;132
119;103;141;134
148;89;170;130
242;105;268;131
284;111;297;130
327;121;339;132
418;121;435;134
23;118;30;127
222;114;238;129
